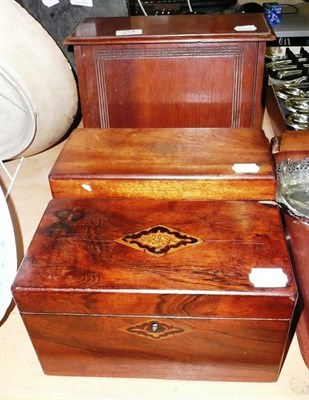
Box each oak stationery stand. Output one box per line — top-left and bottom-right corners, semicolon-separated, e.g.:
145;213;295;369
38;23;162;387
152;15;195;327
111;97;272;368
64;14;274;129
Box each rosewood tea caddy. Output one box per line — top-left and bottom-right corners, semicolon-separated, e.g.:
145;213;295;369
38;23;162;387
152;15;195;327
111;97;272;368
12;198;296;381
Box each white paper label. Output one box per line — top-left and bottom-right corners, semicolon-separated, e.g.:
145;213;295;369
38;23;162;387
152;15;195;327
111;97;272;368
234;25;257;32
81;183;92;192
232;163;260;173
70;0;93;7
42;0;59;7
116;29;143;36
249;268;288;288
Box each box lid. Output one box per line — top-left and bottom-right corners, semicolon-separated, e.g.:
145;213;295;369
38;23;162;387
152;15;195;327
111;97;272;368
49;128;276;200
64;14;275;45
12;198;296;318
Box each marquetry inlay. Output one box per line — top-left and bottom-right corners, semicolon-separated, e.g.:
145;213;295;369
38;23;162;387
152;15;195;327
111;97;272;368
115;225;202;256
122;320;186;340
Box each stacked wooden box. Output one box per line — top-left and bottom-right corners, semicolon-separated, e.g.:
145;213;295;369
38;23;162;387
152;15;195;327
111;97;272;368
11;14;298;382
12;127;297;381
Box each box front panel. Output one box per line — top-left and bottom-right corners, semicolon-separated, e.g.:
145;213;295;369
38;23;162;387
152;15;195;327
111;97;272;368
78;42;262;129
22;314;291;382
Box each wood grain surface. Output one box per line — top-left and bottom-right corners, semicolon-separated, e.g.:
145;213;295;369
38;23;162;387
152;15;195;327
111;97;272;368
49;127;276;200
12;198;297;380
65;14;274;129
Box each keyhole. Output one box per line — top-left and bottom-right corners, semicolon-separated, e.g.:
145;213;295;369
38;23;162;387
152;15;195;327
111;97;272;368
151;322;159;332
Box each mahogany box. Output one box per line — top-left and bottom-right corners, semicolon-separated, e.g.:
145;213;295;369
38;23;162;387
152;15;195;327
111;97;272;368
12;198;297;381
49;127;276;201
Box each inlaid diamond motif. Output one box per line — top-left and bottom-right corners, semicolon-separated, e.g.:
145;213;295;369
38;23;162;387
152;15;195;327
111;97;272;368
122;320;186;340
115;225;202;256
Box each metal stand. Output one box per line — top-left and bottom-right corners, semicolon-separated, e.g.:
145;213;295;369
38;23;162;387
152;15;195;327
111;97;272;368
0;158;24;199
